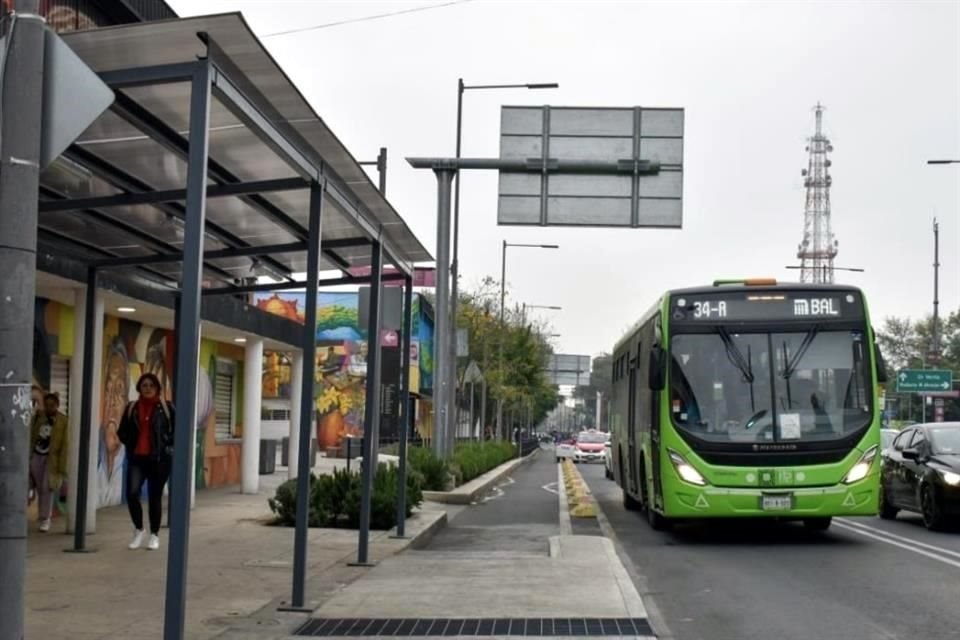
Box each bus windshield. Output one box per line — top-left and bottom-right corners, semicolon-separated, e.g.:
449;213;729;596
669;329;872;443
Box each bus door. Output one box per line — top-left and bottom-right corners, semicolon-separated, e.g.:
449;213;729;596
650;373;663;510
627;356;639;496
647;316;664;510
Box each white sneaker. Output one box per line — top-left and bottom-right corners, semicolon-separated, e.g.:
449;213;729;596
147;534;160;551
128;529;145;550
38;518;51;532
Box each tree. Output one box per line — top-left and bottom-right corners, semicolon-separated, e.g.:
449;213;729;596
877;308;960;423
455;277;560;436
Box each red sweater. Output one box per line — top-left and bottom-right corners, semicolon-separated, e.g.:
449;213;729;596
134;398;159;456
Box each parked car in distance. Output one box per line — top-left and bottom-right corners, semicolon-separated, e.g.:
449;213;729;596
604;433;614;479
555;437;578;463
879;422;960;530
881;428;898;452
573;430;607;464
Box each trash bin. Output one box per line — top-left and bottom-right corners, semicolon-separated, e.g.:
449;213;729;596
281;437;318;468
259;439;277;475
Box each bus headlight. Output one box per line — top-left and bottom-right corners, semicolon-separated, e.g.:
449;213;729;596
668;449;707;486
939;470;960;486
843;445;878;485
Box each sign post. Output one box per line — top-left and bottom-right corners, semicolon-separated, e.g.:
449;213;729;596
408;103;684;456
895;369;953;394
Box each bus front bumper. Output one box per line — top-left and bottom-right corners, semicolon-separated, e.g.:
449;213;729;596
665;478;879;518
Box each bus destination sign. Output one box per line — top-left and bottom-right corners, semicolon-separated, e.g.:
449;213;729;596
671;291;863;323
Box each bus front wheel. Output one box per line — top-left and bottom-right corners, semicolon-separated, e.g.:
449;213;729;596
640;459;672;531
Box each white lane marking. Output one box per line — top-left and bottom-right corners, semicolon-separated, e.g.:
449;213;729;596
833;522;960;569
542;481;560;496
836;518;960;561
479;486;505;503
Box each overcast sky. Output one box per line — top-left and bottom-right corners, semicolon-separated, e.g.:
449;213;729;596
172;0;959;358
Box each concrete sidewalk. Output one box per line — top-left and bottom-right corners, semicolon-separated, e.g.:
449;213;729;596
215;451;656;640
24;460;446;640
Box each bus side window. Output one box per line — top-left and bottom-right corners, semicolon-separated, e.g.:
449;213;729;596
873;339;888;384
649;346;665;391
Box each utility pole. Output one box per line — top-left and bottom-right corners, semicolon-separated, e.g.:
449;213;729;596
932;218;940;360
0;2;45;639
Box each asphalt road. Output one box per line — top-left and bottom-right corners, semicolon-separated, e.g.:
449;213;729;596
579;463;960;640
425;450;560;554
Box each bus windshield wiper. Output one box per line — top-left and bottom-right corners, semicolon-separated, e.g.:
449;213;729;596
717;327;754;383
782;325;821;380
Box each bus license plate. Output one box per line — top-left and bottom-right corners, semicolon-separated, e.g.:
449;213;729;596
761;495;792;511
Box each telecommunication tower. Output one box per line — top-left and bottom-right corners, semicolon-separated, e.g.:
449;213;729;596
796;103;838;283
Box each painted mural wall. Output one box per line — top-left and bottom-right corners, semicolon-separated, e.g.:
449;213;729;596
32;298;246;511
255;291;435;452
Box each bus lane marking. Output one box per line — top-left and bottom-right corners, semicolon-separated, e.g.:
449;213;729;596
834;521;960;569
837;518;960;560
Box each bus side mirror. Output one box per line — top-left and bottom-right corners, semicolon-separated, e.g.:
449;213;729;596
649;346;666;391
874;342;888;384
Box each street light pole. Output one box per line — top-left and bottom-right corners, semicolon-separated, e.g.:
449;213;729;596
933;218;940;359
452;80;558;446
359;147;388;195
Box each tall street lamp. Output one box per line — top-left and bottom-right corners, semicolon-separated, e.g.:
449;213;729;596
522;303;563;318
498;241;559;437
449;79;558;447
925;159;957;420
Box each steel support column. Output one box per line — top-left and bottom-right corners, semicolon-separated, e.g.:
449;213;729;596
356;238;384;565
0;5;44;636
70;267;99;551
431;168;455;458
163;59;212;640
290;181;324;609
394;276;414;538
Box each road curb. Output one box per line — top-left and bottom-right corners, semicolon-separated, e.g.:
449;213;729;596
424;448;539;504
558;461;573;536
560;459;597;518
593;484;675;639
599;536;647;619
402;508;448;550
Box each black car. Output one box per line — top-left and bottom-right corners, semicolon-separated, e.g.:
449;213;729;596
880;422;960;530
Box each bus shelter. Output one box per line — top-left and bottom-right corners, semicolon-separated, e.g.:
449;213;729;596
37;13;431;638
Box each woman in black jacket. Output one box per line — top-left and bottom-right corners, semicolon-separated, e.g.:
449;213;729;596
117;373;175;550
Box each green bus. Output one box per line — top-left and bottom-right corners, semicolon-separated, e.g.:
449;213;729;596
609;279;888;531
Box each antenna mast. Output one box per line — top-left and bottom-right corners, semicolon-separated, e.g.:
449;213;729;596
797;103;838;283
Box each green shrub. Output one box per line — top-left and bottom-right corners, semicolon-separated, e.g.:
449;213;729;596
311;467;358;527
451;441;516;484
268;474;323;527
407;446;450;491
268;461;423;530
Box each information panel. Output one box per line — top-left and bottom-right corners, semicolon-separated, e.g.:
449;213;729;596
498;106;684;228
670;290;865;323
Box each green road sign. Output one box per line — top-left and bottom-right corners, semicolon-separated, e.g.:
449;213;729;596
896;369;954;393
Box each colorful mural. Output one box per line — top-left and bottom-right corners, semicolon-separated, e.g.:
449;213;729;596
197;339;245;489
253;292;305;324
263;351;293;400
256;291;436;452
32;299;248;509
314;293;366;451
96;318;177;508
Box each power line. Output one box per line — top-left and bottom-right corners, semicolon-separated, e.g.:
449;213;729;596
261;0;473;38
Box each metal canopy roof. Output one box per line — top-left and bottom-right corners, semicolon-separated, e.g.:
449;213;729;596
39;12;431;289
